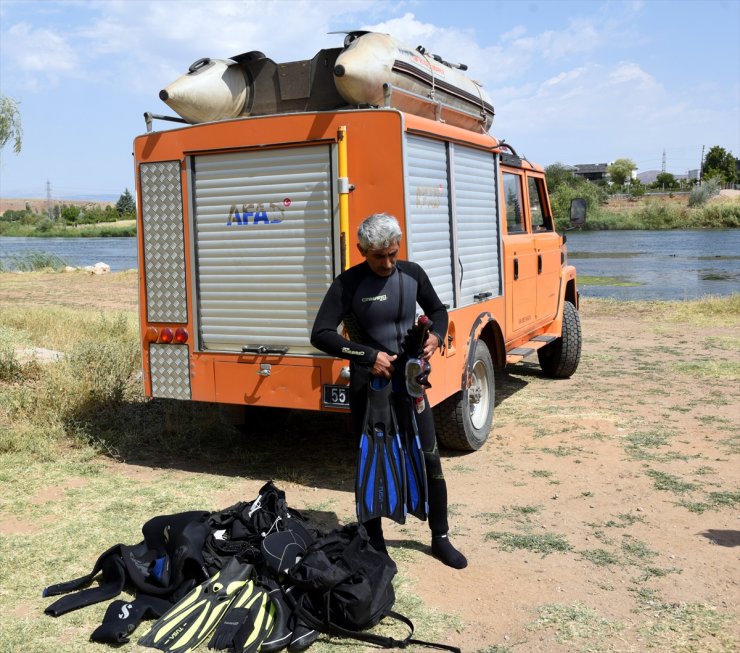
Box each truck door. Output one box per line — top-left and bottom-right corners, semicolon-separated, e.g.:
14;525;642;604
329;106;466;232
502;170;537;335
527;175;560;320
190;144;336;355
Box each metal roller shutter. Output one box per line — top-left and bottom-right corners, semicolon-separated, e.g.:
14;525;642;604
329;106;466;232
192;145;335;353
453;145;501;304
404;135;455;308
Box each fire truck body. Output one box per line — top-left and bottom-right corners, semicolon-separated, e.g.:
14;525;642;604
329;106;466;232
135;108;580;450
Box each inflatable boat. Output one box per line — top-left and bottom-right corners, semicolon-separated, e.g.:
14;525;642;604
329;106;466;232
158;31;494;133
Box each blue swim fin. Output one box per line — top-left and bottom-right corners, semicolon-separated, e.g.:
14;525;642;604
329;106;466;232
403;400;429;521
355;376;407;525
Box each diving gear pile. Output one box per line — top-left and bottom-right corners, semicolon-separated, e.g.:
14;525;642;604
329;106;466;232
42;481;459;652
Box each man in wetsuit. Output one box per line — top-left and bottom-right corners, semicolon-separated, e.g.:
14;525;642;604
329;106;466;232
311;213;467;569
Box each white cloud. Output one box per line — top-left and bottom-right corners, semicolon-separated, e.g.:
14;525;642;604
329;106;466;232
5;21;79;75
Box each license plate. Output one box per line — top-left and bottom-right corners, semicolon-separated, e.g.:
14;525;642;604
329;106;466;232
322;384;350;409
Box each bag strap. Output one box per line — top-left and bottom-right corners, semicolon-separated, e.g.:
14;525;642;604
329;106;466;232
296;595;460;653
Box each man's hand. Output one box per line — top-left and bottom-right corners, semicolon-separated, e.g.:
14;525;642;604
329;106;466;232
372;351;397;378
422;332;441;359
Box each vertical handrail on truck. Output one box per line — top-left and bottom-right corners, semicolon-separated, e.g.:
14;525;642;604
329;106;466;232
338;125;351;270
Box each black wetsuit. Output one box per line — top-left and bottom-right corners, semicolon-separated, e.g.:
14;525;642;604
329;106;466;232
311;260;451;537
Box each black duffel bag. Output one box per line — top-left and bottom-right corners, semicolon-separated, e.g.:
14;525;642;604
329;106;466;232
288;523;460;652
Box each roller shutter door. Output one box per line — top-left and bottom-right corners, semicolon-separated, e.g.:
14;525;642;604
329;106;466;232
192;145;334;353
404;135;455;308
453;145;501;304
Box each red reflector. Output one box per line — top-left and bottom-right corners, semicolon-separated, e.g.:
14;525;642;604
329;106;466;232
158;327;174;344
145;326;159;342
174;327;189;344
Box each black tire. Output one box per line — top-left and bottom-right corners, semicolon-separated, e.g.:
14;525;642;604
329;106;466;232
538;300;582;378
433;339;494;451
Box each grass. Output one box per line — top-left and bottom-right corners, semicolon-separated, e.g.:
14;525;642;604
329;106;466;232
527;602;622;643
578;274;642;287
0;251;69;271
583;292;740;326
645;469;700;494
0;221;136;237
578;198;740;230
485;531;573;556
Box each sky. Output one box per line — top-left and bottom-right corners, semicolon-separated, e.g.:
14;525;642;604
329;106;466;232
0;0;738;201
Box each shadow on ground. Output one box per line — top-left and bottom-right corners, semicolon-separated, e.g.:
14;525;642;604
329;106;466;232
62;366;541;491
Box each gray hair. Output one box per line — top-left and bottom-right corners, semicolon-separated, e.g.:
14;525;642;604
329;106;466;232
357;213;402;252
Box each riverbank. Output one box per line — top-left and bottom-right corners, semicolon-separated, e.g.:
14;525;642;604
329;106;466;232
3;192;739;236
0;219;136;237
582;197;739;230
0;272;738;652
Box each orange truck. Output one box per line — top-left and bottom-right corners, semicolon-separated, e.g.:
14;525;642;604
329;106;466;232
134;42;582;451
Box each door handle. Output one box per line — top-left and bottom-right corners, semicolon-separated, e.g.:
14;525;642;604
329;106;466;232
538;254;543;274
513;258;519;280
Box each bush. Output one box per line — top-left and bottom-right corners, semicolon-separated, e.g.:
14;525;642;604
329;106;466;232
689;179;721;207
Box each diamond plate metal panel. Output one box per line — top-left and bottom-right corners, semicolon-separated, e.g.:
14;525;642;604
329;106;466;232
140;161;188;323
149;344;191;400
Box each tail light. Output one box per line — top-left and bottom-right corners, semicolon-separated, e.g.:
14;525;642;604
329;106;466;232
147;326;189;344
158;327;174;343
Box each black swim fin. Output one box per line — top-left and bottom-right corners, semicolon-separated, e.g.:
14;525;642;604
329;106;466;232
355;376;407;525
138;558;251;652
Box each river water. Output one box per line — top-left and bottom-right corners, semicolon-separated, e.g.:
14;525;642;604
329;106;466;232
1;231;738;300
566;229;739;300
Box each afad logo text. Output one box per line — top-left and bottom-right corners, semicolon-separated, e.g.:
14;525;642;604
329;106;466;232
226;200;290;226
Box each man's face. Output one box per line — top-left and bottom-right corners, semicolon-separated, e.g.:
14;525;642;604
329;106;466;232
359;242;400;277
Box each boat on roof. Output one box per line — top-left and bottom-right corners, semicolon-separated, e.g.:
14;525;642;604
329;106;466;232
157;31;494;133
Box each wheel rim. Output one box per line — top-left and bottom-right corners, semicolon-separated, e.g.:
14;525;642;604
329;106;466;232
468;358;491;430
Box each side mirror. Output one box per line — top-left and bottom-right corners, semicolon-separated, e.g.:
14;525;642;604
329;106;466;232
569;198;587;226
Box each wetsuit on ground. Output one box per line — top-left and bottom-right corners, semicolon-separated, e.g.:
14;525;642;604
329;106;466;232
310;260;451;540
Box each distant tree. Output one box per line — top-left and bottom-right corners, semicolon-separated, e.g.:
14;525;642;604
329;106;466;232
702;146;737;184
0;95;23;154
115;189;136;216
655;172;678;189
544;163;579;191
607;158;637;187
629;178;645;197
61;204;81;226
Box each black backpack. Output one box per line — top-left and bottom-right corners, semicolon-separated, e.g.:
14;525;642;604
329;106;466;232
288;523;460;652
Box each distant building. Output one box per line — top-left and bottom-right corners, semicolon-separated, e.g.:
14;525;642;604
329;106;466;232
572;163;609;181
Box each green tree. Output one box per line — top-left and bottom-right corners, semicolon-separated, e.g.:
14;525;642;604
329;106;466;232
115;189;136;216
655;172;678;189
703;146;737;184
607;158;637;187
0;95;23;154
544;163;579;191
61;205;81;226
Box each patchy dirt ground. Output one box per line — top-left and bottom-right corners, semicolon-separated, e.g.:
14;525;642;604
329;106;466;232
2;272;738;652
0;269;138;311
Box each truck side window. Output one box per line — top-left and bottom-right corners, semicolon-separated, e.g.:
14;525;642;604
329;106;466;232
528;177;552;231
503;172;525;234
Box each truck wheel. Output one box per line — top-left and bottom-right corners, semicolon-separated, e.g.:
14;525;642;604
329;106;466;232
433;339;494;451
538;300;582;378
